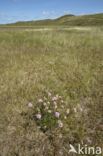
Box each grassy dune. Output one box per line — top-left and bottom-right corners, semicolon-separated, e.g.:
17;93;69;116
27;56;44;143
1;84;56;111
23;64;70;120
3;13;103;26
0;27;103;155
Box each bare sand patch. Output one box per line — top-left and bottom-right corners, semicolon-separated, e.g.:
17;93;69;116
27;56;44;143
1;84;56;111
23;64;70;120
24;27;91;32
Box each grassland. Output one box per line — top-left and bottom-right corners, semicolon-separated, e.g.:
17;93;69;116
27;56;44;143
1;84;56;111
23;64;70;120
0;26;103;156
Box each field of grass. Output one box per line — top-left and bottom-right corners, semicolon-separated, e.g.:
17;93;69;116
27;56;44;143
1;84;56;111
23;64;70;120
0;26;103;155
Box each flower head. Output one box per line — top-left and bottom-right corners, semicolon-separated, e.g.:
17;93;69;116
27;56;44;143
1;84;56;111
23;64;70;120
43;103;47;106
86;137;92;144
36;114;41;119
66;109;70;114
45;106;48;110
54;105;57;109
61;100;64;103
58;121;63;128
80;108;83;112
48;110;51;113
38;99;43;103
48;92;51;97
61;105;64;108
64;116;67;119
55;111;60;118
28;103;32;107
74;108;77;113
52;97;57;101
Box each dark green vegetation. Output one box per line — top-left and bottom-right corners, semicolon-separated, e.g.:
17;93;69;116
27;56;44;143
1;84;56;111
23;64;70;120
2;13;103;26
0;26;103;155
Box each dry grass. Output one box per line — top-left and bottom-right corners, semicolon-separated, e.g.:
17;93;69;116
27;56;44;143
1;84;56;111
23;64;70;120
0;27;103;156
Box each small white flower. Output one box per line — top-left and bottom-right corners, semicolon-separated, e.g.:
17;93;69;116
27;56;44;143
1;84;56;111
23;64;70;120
48;110;51;113
43;103;47;106
66;109;70;114
64;116;67;119
59;96;62;99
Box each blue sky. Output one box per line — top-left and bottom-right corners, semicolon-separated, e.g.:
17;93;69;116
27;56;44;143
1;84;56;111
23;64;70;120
0;0;103;24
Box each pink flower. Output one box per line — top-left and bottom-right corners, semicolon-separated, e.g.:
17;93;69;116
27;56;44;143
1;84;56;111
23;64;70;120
45;106;48;110
47;102;50;104
52;97;57;101
36;114;41;119
48;92;51;97
61;100;64;103
74;108;77;113
48;110;51;113
28;103;32;107
54;105;57;109
61;105;64;108
38;99;43;103
86;137;92;144
80;108;83;112
58;121;63;128
55;111;60;118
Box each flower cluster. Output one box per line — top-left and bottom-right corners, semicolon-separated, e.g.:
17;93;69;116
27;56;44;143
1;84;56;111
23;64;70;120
27;92;84;132
31;92;68;131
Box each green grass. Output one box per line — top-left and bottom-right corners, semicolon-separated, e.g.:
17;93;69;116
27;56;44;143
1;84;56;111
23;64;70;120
0;27;103;156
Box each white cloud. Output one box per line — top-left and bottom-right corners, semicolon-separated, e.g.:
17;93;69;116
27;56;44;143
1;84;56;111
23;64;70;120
7;18;13;21
42;10;59;19
64;10;71;14
42;11;49;15
42;10;58;15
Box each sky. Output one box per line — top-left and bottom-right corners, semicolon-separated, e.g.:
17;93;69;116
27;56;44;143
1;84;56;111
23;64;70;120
0;0;103;24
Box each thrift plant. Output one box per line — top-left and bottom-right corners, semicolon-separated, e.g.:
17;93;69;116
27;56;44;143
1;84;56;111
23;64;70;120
29;92;68;132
